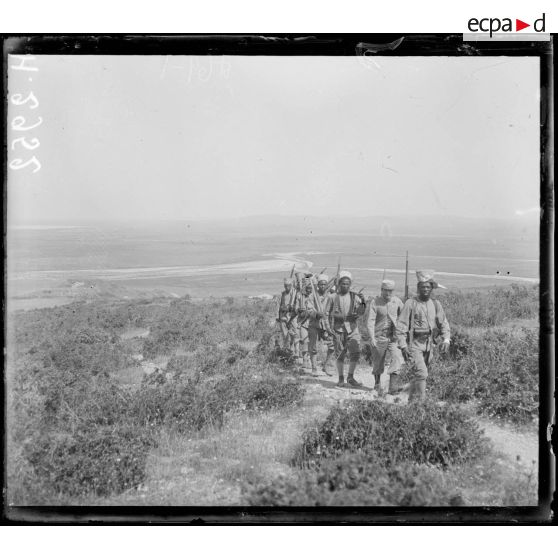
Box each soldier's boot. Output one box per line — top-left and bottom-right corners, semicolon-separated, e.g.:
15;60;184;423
373;374;384;395
409;379;426;402
347;361;362;387
310;354;318;374
336;361;345;386
287;333;295;352
293;341;302;364
322;349;334;376
388;373;402;395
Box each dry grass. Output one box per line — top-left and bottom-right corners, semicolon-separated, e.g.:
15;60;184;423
111;366;144;388
448;454;538;506
86;384;330;506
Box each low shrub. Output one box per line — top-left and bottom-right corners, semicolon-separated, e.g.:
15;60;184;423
166;354;194;374
296;399;489;468
43;327;127;377
429;327;538;422
133;355;304;432
8;364;156;502
142;299;275;358
437;284;538;328
247;398;490;507
25;424;154;497
244;454;465;506
268;346;299;367
194;343;249;376
242;377;305;411
133;376;233;432
226;343;250;365
474;328;539;421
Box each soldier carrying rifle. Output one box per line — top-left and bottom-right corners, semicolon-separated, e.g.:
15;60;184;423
327;270;367;387
305;273;335;375
295;278;314;369
277;276;299;355
395;270;451;402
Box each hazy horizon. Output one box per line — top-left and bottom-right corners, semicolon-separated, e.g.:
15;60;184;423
8;211;540;227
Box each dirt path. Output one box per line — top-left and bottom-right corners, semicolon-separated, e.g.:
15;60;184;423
477;419;538;468
296;362;407;406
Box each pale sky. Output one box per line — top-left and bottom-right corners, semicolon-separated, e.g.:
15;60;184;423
7;55;540;223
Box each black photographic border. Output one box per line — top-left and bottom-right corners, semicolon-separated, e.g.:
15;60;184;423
1;33;555;525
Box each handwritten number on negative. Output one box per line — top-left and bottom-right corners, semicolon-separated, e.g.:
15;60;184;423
11;137;40;150
12;115;43;132
11;92;39;109
9;156;42;173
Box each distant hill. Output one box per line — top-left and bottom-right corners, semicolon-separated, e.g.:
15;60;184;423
180;213;539;240
9;213;539;241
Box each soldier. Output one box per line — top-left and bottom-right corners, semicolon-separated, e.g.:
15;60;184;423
396;270;450;402
362;279;404;394
278;277;298;354
295;279;314;369
327;270;367;387
307;274;334;375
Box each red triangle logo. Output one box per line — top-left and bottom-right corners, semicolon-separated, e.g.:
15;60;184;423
516;19;530;31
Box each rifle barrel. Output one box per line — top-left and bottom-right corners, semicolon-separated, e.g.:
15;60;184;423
404;251;409;300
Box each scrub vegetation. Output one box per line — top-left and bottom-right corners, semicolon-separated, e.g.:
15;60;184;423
6;283;538;506
245;400;490;506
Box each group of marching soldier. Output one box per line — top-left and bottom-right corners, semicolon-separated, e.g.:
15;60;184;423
277;268;450;401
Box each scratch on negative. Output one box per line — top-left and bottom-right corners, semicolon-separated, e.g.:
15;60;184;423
160;56;169;80
469;61;510;78
381;163;399;174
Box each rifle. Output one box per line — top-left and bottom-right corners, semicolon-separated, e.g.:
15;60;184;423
354;288;367;315
309;276;333;335
324;276;336;292
287;271;306;326
286;285;301;328
283;269;302;327
404;251;409;301
333;257;341;291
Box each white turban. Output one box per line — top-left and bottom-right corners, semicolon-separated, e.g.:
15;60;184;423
416;270;446;289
